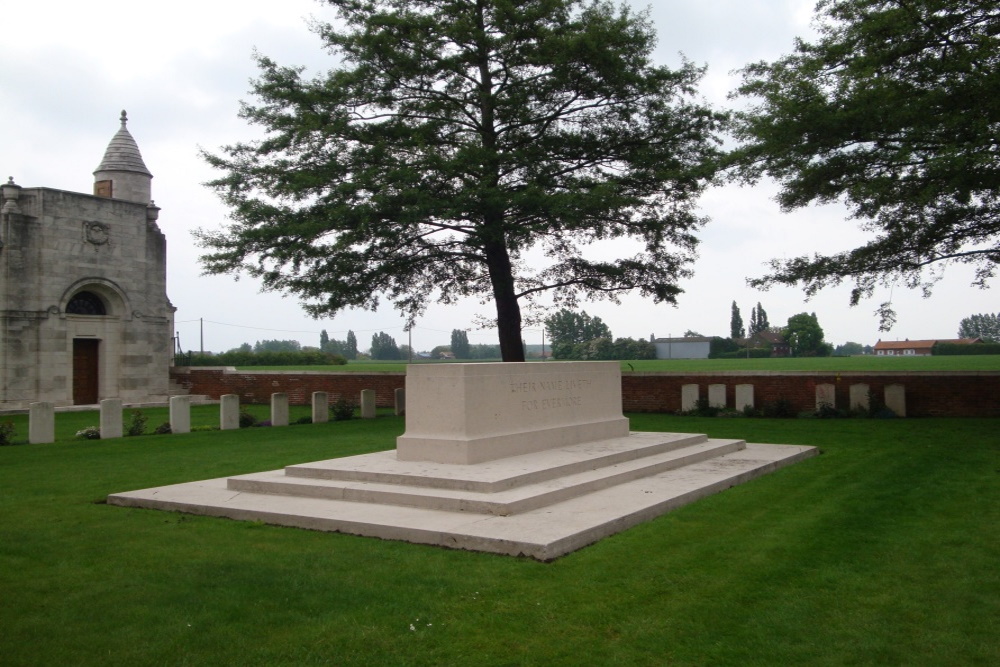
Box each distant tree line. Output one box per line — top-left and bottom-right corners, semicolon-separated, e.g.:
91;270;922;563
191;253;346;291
544;309;655;360
958;313;999;343
320;329;359;360
179;337;351;366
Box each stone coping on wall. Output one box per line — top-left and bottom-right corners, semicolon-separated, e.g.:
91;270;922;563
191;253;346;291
623;370;1000;377
172;366;405;375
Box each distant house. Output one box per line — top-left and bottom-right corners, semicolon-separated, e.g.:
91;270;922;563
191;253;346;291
873;338;982;357
651;336;711;359
743;331;791;357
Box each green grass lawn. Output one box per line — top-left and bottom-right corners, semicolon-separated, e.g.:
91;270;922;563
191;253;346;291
238;355;1000;372
2;414;998;665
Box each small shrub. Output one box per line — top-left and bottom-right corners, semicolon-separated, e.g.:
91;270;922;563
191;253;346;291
813;402;845;419
239;411;258;428
191;425;219;432
124;410;148;436
256;420;272;427
741;404;761;418
331;398;356;421
294;416;313;425
0;421;17;446
154;422;172;435
75;426;101;440
762;398;796;419
871;406;898;419
681;398;720;418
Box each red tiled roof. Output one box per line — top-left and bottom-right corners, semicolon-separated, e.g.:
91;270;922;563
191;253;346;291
874;338;981;350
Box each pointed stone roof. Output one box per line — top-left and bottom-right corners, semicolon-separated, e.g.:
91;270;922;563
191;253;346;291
94;110;152;176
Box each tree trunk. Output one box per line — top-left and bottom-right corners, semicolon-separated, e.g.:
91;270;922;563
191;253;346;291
485;239;525;362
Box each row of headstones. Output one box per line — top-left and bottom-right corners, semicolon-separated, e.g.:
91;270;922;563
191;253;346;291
682;383;906;416
25;389;407;444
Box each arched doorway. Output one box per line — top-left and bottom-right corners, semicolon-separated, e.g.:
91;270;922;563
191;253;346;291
62;285;124;406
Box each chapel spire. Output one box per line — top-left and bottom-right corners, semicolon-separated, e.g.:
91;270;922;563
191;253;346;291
93;110;153;203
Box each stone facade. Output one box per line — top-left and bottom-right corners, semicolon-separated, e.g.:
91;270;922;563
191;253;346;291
0;112;173;408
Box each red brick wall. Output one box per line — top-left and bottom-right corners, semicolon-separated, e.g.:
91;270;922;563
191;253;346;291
172;367;1000;418
622;371;1000;417
171;367;404;408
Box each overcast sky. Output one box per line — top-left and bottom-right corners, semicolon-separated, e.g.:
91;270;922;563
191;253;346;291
2;0;993;354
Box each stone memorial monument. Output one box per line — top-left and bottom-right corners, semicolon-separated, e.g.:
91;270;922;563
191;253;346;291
110;362;816;560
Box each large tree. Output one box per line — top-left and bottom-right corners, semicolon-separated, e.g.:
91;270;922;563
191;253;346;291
784;312;831;357
198;0;723;362
544;308;612;348
958;312;1000;342
748;301;769;337
729;300;744;339
729;0;1000;329
450;329;471;359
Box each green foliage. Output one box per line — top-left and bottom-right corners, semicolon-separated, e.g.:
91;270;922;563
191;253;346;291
253;339;301;353
934;342;1000;356
321;329;358;360
370;332;401;361
730;301;744;339
550;336;654;361
761;398;797;419
124;410;147;437
709;336;740;358
748;302;769;337
197;0;724;361
186;349;345;367
785;312;830;357
331;398;355;422
714;348;771;360
958;313;1000;342
450;330;470;359
238;411;258;428
545;309;613;359
0;421;16;446
834;341;865;357
730;0;1000;329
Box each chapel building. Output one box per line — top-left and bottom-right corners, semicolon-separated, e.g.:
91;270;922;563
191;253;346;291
0;111;174;408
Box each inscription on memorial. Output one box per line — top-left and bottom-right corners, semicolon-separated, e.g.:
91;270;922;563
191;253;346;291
510;377;593;412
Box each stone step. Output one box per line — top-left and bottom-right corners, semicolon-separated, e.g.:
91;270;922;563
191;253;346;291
227;437;745;516
108;441;817;561
283;431;709;492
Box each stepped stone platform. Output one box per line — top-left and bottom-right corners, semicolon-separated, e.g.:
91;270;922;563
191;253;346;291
108;362;816;560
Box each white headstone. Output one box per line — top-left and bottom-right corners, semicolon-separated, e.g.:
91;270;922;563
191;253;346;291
311;391;329;424
885;384;906;417
29;402;55;444
360;389;376;419
271;392;289;427
100;398;123;439
849;384;870;412
394;387;405;416
708;384;726;409
170;395;191;434
220;394;240;430
815;383;836;411
681;384;699;412
735;384;754;411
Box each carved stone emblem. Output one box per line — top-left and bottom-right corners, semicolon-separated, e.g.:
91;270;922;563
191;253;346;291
84;222;110;246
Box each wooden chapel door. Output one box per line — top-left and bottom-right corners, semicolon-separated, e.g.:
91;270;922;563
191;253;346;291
73;338;100;405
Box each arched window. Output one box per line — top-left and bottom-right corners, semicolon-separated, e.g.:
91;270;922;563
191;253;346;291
66;291;107;316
